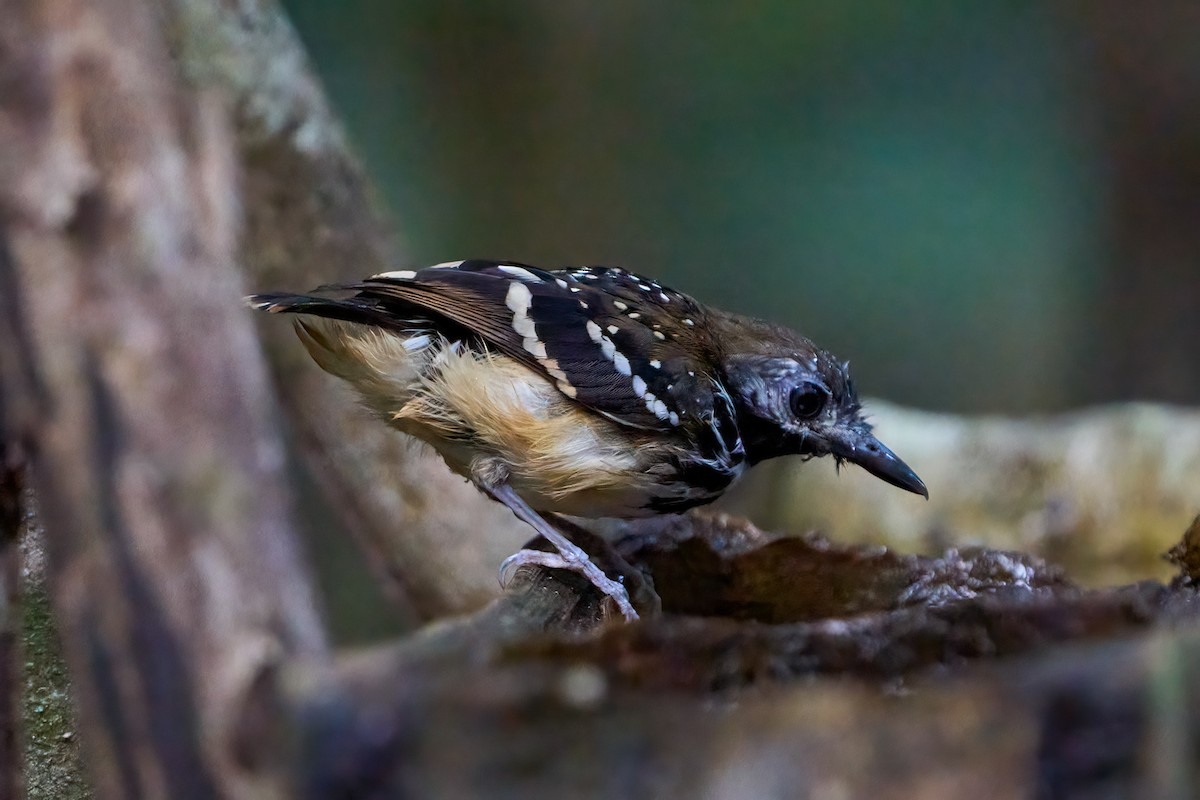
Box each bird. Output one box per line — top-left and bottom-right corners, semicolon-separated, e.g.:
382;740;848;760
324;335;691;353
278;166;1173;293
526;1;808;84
249;259;927;621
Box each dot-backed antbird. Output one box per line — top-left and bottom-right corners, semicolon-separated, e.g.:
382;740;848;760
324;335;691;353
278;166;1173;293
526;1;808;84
250;260;927;621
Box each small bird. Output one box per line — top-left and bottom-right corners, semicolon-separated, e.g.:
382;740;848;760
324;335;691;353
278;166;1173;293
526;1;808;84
250;260;926;621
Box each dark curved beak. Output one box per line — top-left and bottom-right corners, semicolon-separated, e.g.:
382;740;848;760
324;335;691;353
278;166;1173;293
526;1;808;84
828;429;928;498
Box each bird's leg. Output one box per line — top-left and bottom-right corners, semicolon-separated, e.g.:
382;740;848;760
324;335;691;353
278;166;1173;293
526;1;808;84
481;483;639;621
546;513;661;616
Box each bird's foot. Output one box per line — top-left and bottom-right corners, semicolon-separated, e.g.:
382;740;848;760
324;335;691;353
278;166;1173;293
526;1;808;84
499;548;572;585
500;547;639;622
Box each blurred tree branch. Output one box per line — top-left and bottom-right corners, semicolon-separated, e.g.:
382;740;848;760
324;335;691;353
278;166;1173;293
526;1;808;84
1079;1;1200;404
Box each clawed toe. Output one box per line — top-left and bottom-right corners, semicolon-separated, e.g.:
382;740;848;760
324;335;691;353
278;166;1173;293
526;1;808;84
499;548;639;622
499;549;572;587
483;485;640;622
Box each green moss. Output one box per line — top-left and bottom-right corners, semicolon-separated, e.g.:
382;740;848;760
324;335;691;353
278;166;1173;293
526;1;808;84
22;584;90;799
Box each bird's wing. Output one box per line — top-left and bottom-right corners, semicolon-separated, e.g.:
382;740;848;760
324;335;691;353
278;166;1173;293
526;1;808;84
333;260;731;437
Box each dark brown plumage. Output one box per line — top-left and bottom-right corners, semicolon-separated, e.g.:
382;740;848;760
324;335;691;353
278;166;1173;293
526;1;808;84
250;260;926;621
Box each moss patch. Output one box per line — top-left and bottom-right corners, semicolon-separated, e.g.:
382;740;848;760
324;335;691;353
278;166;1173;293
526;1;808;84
23;584;90;799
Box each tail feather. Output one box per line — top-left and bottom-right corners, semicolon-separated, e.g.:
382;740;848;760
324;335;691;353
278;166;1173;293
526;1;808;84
247;290;444;403
245;292;408;329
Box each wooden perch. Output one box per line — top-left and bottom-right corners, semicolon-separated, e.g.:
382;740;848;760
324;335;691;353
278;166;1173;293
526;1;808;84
2;0;1200;797
291;522;1200;798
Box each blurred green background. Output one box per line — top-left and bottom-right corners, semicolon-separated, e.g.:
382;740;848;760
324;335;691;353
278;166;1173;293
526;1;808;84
284;0;1199;414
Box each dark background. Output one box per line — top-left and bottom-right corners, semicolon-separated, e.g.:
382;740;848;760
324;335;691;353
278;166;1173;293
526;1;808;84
283;1;1200;414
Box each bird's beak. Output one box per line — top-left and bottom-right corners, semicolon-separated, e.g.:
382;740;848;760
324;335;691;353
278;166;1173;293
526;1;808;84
827;428;928;498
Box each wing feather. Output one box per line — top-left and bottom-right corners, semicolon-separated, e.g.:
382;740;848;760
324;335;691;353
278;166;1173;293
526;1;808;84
323;260;719;433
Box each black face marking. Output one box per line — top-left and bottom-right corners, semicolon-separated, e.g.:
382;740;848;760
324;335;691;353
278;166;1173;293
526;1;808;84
722;347;866;467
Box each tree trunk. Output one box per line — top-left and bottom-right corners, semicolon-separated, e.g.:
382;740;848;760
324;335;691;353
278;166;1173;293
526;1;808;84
1;0;326;795
1080;1;1200;404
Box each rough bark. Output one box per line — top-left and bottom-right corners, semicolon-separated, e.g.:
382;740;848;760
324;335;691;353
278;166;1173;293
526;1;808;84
0;0;326;795
283;513;1200;799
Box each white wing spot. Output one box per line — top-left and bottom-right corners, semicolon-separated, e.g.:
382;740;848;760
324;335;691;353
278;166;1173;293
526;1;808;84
507;281;548;362
512;315;536;338
653;331;666;340
627;312;640;319
659;292;670;303
570;286;581;293
506;281;533;314
613;301;628;311
430;260;465;270
668;411;680;426
612;351;631;376
555;278;569;289
651;399;670;419
683;318;695;326
649;359;661;369
585;310;652;399
498;265;542;283
371;269;417;280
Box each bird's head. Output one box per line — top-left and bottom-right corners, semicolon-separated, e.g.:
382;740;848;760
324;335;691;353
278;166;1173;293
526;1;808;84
716;315;927;498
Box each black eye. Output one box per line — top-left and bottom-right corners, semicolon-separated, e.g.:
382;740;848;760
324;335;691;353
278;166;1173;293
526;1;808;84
789;382;828;420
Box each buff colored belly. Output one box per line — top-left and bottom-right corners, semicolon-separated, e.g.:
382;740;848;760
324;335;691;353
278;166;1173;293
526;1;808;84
390;342;670;517
296;318;688;518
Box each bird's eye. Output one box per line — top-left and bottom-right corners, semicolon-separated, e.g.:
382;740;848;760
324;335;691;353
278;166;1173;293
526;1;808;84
789;382;828;420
